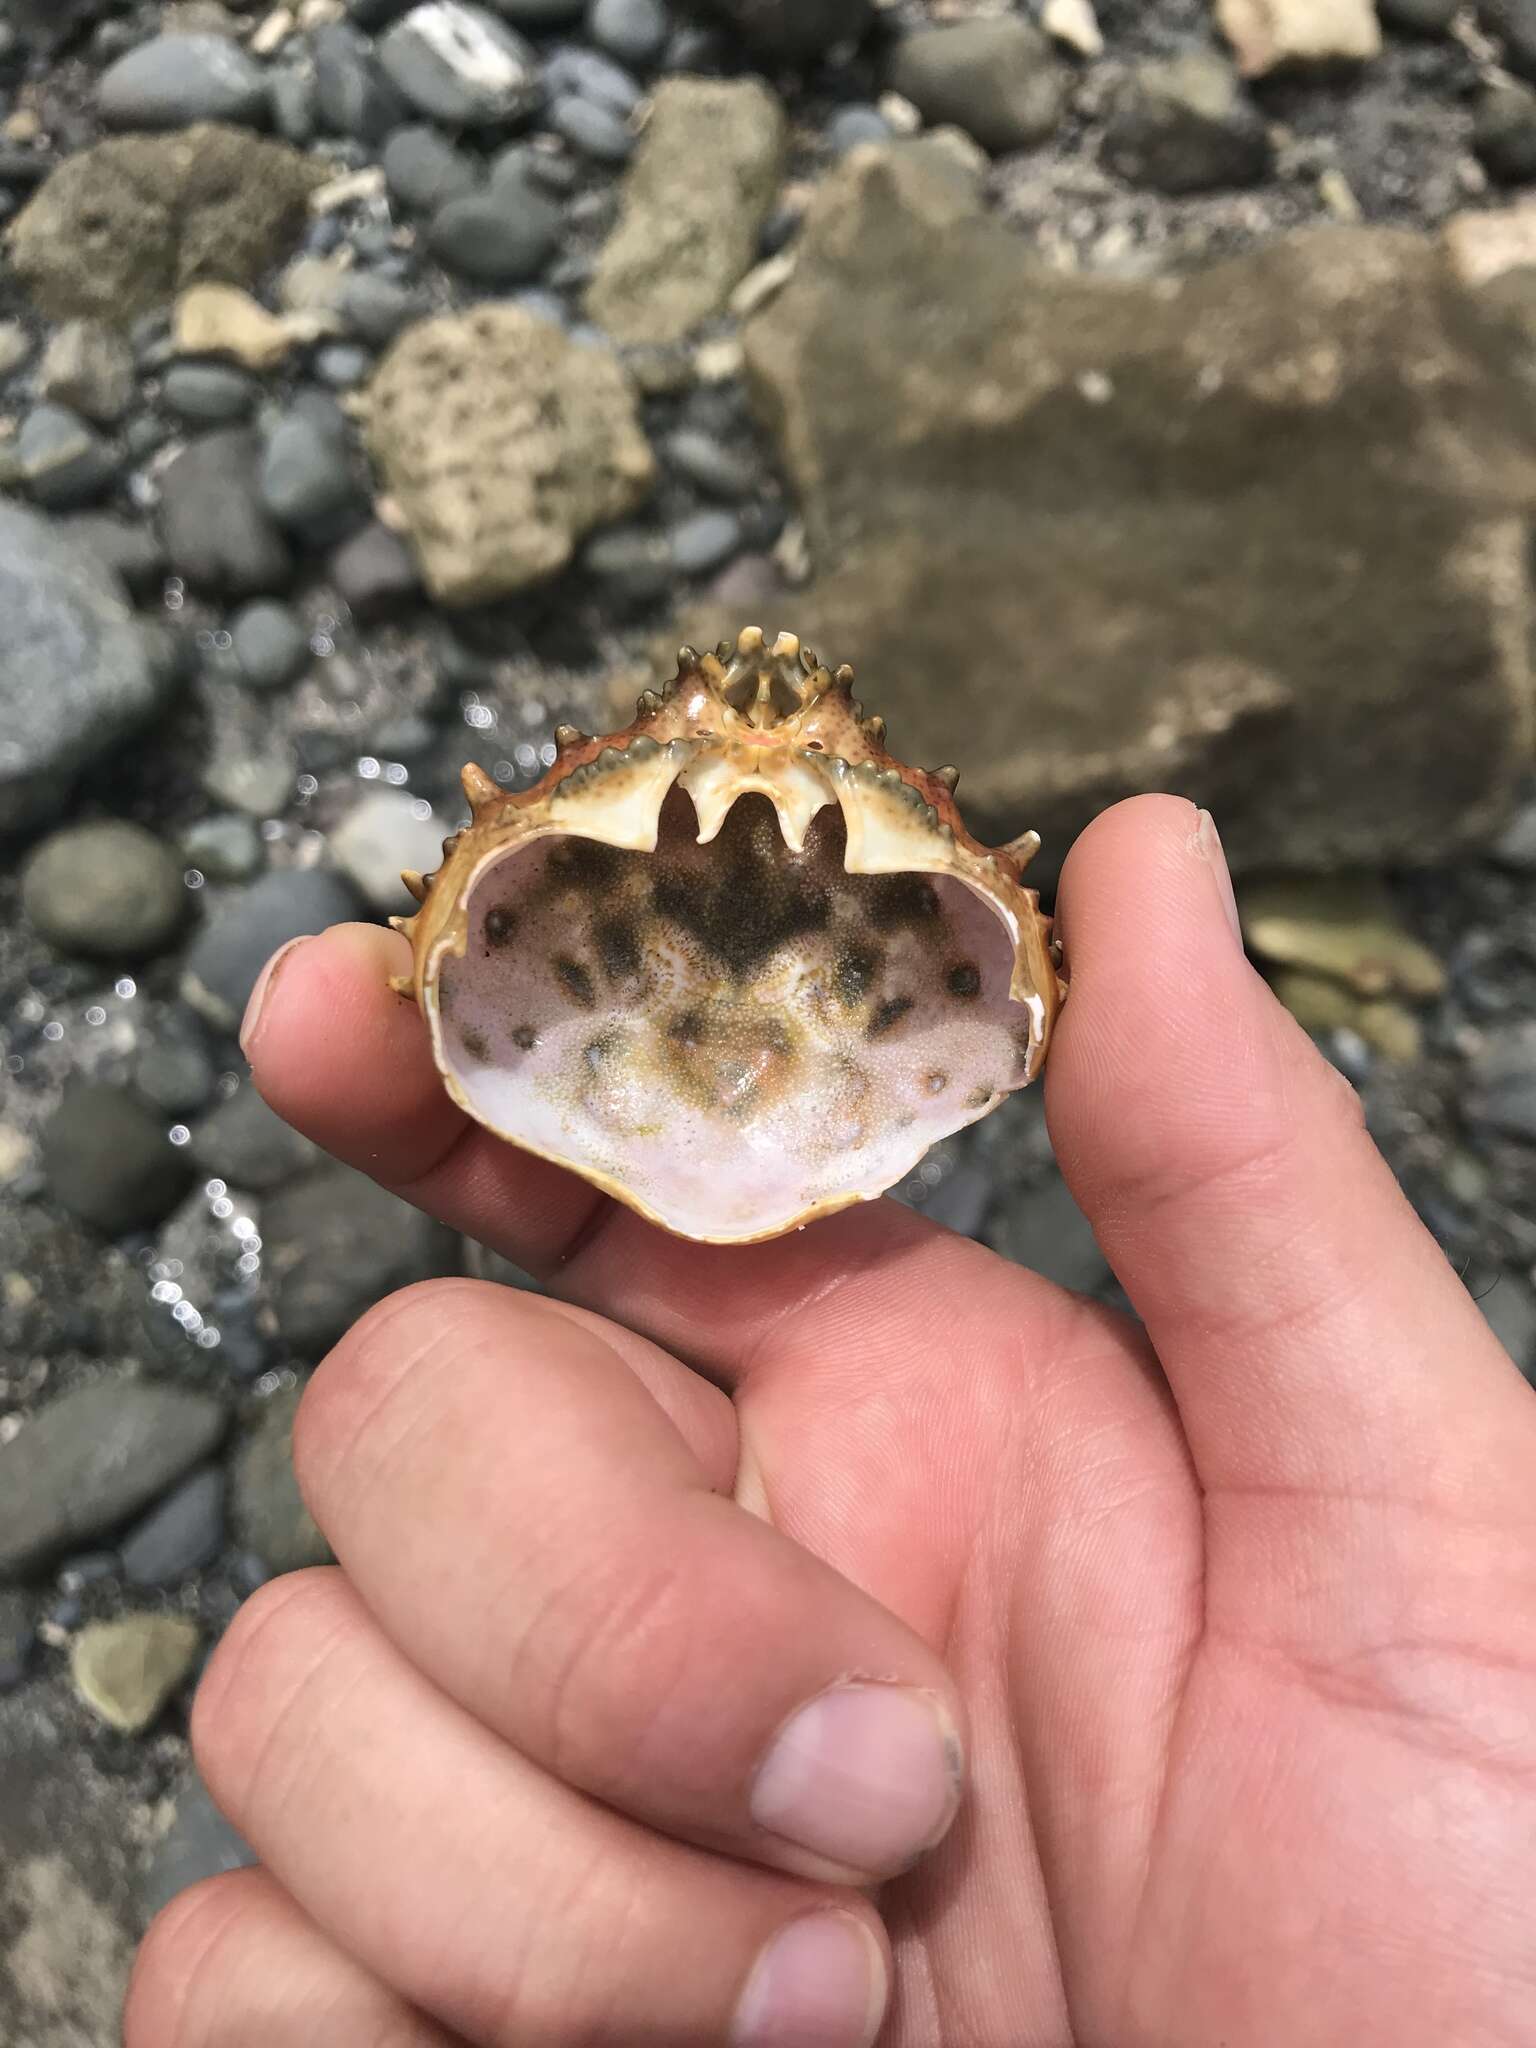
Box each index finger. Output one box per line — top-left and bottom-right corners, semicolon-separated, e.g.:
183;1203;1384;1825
241;922;1043;1381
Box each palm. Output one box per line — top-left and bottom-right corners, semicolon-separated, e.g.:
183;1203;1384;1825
745;1241;1536;2048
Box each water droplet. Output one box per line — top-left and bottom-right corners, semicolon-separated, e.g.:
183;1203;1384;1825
115;977;137;1000
211;1195;234;1221
151;1279;183;1305
184;868;205;890
311;633;336;658
212;630;233;652
409;797;433;821
466;704;495;731
296;774;319;799
17;994;44;1024
205;1178;227;1198
41;1020;63;1042
84;1005;106;1027
197;1328;221;1350
4;1055;22;1075
358;756;381;780
384;762;408;786
538;740;558;768
168;1124;191;1147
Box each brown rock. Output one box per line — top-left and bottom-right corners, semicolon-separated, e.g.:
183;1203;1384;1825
6;125;327;325
734;140;1536;872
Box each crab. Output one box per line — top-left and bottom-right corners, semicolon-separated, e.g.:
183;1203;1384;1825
391;628;1066;1244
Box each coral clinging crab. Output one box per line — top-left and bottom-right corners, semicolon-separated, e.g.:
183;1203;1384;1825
391;628;1067;1244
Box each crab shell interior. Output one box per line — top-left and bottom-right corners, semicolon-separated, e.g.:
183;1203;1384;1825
407;630;1060;1245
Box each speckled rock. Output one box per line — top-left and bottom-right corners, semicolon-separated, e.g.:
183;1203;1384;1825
885;19;1070;154
6;125;326;325
21;821;187;961
737;139;1536;870
585;76;786;346
0;503;172;835
71;1615;200;1733
365;304;654;603
0;1379;226;1580
230;1383;331;1574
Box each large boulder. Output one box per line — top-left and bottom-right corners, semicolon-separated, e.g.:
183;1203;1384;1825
6;125;327;325
364;305;655;604
736;141;1536;872
585;76;787;346
0;504;174;836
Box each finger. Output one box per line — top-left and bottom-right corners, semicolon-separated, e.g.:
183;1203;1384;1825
294;1277;966;1886
127;1867;462;2048
1047;794;1536;1502
194;1570;891;2048
242;921;1058;1387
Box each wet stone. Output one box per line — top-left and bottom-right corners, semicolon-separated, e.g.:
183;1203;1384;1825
22;820;187;961
587;0;671;67
230;1382;330;1574
339;271;426;345
182;866;363;1031
14;403;118;511
181;812;265;883
328;519;421;615
0;1379;227;1580
189;1086;319;1190
231;597;311;691
314;342;374;388
42;1081;195;1237
549;94;635;161
62;513;167;599
0;1589;34;1691
162;360;260;422
139;1769;256;1921
382;122;482;211
378;3;541;126
544;45;642;114
329;786;448;910
1101;52;1272;194
428;176;564;283
312;22;407;141
885;19;1070;154
264;1164;460;1357
71;1613;200;1733
119;1465;227;1587
132;1015;219;1114
669;507;742;574
37;319;136;425
159;428;293;597
1474;81;1536;186
97;34;271;129
259;403;361;536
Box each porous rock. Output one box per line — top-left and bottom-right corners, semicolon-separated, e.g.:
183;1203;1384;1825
585;76;786;346
6;125;327;325
735;140;1536;871
365;304;655;604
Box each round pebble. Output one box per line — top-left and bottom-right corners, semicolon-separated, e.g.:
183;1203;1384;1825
182;866;363;1031
826;103;893;154
180;812;264;883
162;361;259;423
22;819;187;960
15;402;118;510
548;94;635;160
382;123;482;212
41;1081;194;1235
97;34;270;130
231;598;311;691
428;180;563;282
669;507;743;574
588;0;671;67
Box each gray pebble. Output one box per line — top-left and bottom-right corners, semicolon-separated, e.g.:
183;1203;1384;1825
189;1085;319;1190
133;1016;219;1114
669;507;742;574
182;866;363;1031
231;598;311;691
428;175;563;282
382;121;482;210
120;1465;227;1587
886;18;1069;154
587;0;671;68
329;786;447;910
1102;52;1273;194
313;342;375;387
159;429;293;597
0;1590;33;1691
544;43;642;113
0;1378;226;1580
182;812;265;883
329;519;421;615
22;819;187;961
662;426;754;498
583;523;671;603
41;1081;195;1238
60;512;167;599
15;402;119;510
265;1165;460;1357
162;360;260;422
548;93;634;159
138;1769;256;1922
98;33;270;130
338;271;426;344
269;62;319;143
37;319;137;425
259;404;359;533
379;3;541;126
231;1383;332;1575
312;21;407;141
826;102;891;154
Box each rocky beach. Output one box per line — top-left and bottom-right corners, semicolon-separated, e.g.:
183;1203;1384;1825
2;0;1536;2036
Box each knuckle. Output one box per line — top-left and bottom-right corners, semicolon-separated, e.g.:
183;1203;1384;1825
124;1873;255;2048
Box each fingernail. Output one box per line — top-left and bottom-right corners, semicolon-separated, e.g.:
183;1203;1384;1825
1195;809;1244;950
731;1912;888;2048
750;1683;963;1877
238;936;309;1060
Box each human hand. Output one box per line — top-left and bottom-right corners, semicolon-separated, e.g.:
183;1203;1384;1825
127;796;1536;2048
